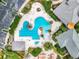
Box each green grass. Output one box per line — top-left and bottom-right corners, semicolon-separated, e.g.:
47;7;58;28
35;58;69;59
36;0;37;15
21;5;31;14
30;47;42;57
54;44;67;56
4;50;21;59
22;0;59;21
63;54;73;59
8;0;69;58
0;50;4;59
21;0;32;14
9;15;21;35
41;0;60;21
60;24;68;32
75;22;79;33
52;24;68;42
52;30;62;42
3;45;24;59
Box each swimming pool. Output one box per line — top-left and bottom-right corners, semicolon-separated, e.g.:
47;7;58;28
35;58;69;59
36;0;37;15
19;17;51;40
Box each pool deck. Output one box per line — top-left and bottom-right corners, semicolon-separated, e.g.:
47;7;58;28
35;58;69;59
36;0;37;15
14;2;61;50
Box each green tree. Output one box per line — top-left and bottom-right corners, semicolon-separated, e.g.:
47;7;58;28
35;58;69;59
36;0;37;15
44;42;53;51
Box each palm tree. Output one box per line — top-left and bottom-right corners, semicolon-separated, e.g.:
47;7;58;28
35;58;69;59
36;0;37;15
41;34;44;37
48;29;51;33
28;24;32;29
49;21;53;24
39;27;43;31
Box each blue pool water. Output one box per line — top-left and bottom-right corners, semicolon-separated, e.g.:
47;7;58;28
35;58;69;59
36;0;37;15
19;17;51;40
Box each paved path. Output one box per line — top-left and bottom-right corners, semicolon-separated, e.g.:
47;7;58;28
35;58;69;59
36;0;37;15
52;0;63;5
18;0;30;13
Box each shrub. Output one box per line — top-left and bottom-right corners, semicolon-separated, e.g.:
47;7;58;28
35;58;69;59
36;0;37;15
44;42;53;51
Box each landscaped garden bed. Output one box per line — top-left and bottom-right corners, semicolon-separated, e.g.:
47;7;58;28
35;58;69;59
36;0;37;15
28;47;42;57
9;15;21;35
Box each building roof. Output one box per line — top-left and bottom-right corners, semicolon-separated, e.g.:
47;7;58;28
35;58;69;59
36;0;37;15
0;0;25;27
0;0;17;48
56;29;72;48
66;39;79;58
56;29;79;58
1;12;14;29
12;41;25;51
0;0;25;48
17;0;25;9
0;9;6;20
0;31;7;48
0;0;17;28
54;0;79;26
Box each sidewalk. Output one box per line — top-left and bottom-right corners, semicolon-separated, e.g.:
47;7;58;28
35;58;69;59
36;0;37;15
18;0;30;13
52;0;63;5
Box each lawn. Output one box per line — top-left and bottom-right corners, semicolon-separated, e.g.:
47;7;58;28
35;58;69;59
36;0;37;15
9;15;21;35
8;0;70;58
30;47;42;57
0;50;3;59
75;22;79;33
54;44;67;56
3;45;24;59
52;24;68;42
4;50;22;59
41;0;60;21
21;0;33;14
21;0;59;21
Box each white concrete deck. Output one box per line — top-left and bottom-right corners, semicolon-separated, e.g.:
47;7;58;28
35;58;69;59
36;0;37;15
14;2;61;50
